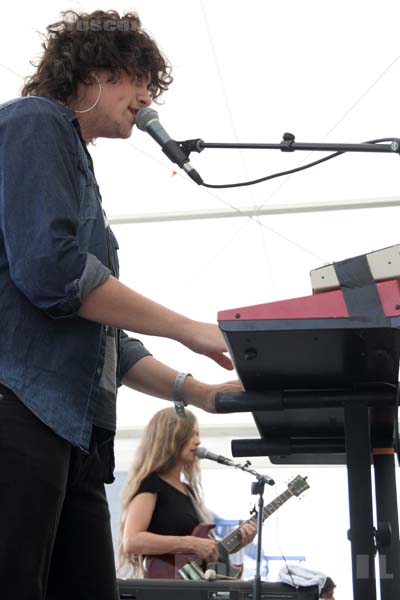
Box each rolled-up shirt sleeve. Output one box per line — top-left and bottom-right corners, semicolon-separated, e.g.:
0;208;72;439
0;99;109;318
118;330;152;386
78;253;111;303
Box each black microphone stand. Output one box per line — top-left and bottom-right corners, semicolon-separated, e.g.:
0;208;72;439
180;133;400;156
219;458;274;597
178;133;400;186
251;475;271;600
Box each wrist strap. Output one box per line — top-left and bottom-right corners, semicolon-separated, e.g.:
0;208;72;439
173;372;192;418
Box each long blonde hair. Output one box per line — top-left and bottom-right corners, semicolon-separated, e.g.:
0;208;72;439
118;407;206;577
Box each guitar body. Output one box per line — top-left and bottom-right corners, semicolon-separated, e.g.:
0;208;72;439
144;475;309;580
145;523;243;579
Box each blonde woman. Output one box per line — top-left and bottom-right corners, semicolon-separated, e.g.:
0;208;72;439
119;407;256;578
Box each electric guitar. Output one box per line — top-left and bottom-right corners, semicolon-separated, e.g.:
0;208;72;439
144;474;310;579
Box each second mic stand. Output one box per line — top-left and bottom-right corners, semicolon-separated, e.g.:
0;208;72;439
251;475;271;600
227;460;274;598
227;459;274;598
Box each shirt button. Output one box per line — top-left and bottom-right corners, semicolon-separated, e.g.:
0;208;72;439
96;367;102;375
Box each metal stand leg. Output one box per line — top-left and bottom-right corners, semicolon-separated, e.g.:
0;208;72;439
374;451;400;599
251;478;267;600
344;401;377;600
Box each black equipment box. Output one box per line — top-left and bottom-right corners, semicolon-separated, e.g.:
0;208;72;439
117;578;319;600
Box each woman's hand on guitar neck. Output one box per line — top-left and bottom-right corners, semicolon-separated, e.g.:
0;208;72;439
231;520;257;552
240;520;257;545
188;536;219;562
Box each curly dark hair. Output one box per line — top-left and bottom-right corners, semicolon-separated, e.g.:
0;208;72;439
21;10;172;102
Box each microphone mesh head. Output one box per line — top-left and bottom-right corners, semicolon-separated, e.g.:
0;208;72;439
135;107;159;131
195;446;207;459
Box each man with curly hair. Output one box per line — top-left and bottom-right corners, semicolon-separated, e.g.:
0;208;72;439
0;10;240;599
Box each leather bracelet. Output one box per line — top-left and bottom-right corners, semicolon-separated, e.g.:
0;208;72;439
173;372;192;418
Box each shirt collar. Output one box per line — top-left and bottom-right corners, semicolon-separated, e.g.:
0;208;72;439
41;96;77;124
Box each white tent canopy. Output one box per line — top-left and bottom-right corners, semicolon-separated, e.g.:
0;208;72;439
2;1;400;596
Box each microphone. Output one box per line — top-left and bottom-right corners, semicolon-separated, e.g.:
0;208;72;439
196;446;236;467
135;107;203;185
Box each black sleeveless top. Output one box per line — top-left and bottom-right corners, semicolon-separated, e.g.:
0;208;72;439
135;472;200;536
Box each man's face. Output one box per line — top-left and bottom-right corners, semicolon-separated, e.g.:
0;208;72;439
80;70;152;140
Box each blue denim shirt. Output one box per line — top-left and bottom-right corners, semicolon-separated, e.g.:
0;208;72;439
0;96;150;450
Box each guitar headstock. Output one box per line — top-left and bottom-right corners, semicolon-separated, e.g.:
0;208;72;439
287;475;310;497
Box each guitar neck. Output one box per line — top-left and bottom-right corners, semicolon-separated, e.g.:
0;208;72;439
221;488;293;553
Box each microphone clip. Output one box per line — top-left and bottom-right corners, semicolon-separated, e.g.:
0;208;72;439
280;132;296;152
179;138;205;156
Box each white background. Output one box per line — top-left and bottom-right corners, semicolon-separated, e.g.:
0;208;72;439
3;1;400;597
